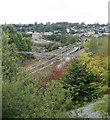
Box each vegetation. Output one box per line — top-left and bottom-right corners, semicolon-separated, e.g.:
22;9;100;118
43;34;80;46
92;95;109;118
61;58;100;105
46;36;109;115
2;25;32;52
2;24;109;118
84;36;108;56
2;27;72;118
12;22;74;33
9;22;108;34
2;32;21;80
33;42;61;52
2;25;34;63
33;34;80;52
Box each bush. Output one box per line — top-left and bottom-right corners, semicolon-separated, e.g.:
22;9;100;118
36;80;72;118
2;78;72;118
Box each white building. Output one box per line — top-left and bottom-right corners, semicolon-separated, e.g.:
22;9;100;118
26;31;33;34
43;32;53;35
66;28;70;33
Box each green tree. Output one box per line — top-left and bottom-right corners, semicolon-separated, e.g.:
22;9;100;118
84;37;98;54
33;80;72;118
84;36;108;56
60;34;80;45
62;59;99;105
2;32;72;118
2;32;21;80
2;25;32;52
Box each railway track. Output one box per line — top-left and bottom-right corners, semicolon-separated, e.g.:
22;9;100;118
39;42;81;60
28;42;82;74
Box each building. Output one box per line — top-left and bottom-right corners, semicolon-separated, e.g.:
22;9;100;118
43;32;53;35
66;28;70;33
26;31;33;34
32;32;43;40
32;32;53;40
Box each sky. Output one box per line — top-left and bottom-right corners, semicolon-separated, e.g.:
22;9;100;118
0;0;109;24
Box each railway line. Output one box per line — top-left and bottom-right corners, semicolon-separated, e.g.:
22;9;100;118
28;42;83;74
34;42;81;60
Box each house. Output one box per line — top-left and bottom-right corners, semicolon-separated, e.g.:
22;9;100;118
66;28;70;33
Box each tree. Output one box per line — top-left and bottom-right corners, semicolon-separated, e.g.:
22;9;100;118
62;58;99;105
78;52;109;95
84;36;108;56
2;32;72;118
36;80;72;118
84;37;98;54
2;25;32;52
2;32;21;80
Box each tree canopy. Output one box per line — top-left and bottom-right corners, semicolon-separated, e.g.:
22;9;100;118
2;25;32;52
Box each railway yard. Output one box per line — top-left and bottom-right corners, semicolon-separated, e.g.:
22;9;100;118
27;42;84;74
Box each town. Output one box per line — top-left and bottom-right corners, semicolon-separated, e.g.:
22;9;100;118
2;22;108;52
11;22;109;38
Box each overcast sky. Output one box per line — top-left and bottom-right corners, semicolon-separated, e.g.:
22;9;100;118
0;0;109;24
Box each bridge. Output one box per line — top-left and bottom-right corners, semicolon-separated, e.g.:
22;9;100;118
16;49;78;57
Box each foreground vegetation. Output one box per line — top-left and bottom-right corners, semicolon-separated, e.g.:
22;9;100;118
2;25;109;118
